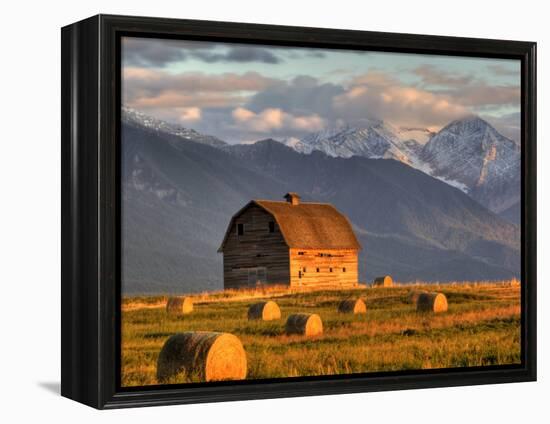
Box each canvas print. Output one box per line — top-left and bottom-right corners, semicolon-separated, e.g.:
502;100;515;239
120;36;521;387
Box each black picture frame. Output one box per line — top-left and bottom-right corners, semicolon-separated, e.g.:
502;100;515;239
61;14;537;409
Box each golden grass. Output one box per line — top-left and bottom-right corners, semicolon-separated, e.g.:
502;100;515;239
121;280;521;386
122;279;515;311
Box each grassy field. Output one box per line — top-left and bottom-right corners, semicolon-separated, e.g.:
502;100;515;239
121;280;521;387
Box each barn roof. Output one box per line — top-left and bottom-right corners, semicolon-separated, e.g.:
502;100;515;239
218;196;362;251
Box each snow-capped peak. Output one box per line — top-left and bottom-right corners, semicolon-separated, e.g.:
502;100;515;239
122;106;227;148
286;119;420;165
420;115;520;212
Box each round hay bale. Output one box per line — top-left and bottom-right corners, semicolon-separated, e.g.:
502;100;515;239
166;297;193;315
373;275;393;287
157;332;247;383
285;313;323;336
407;290;427;304
416;292;448;313
338;298;367;314
247;301;281;321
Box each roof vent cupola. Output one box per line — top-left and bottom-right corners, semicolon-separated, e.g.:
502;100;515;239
284;192;301;206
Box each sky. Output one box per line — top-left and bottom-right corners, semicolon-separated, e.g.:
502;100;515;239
122;36;521;144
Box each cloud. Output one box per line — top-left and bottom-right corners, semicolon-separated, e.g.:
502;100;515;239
487;64;519;76
122;38;283;67
179;107;202;122
247;75;345;118
413;65;521;107
123;68;275;93
123;68;278;109
443;84;520;108
483;112;521;143
192;70;518;141
413;65;474;86
192;46;282;64
232;107;325;133
122;38;190;67
412;65;520;107
332;72;470;129
122;62;520;143
327;70;520;130
232;107;257;122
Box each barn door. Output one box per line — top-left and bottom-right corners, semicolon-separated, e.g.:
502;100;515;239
247;269;256;286
247;267;267;287
257;267;267;284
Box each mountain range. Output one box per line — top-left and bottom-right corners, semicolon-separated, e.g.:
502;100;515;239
280;116;520;221
122;106;227;148
121;108;520;294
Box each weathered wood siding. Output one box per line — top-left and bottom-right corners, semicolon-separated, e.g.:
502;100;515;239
289;248;359;287
222;204;290;289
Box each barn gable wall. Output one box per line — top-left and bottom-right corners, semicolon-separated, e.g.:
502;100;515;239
289;248;359;288
222;204;290;289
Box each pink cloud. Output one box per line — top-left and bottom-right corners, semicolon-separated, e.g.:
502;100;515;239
179;107;201;122
334;72;469;129
232;107;324;133
123;67;278;109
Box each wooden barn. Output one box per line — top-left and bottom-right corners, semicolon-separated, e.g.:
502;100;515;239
218;193;362;289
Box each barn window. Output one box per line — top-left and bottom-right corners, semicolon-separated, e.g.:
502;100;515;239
237;223;244;236
329;267;333;272
303;267;307;272
343;267;346;272
316;267;320;272
298;251;305;255
268;221;275;233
